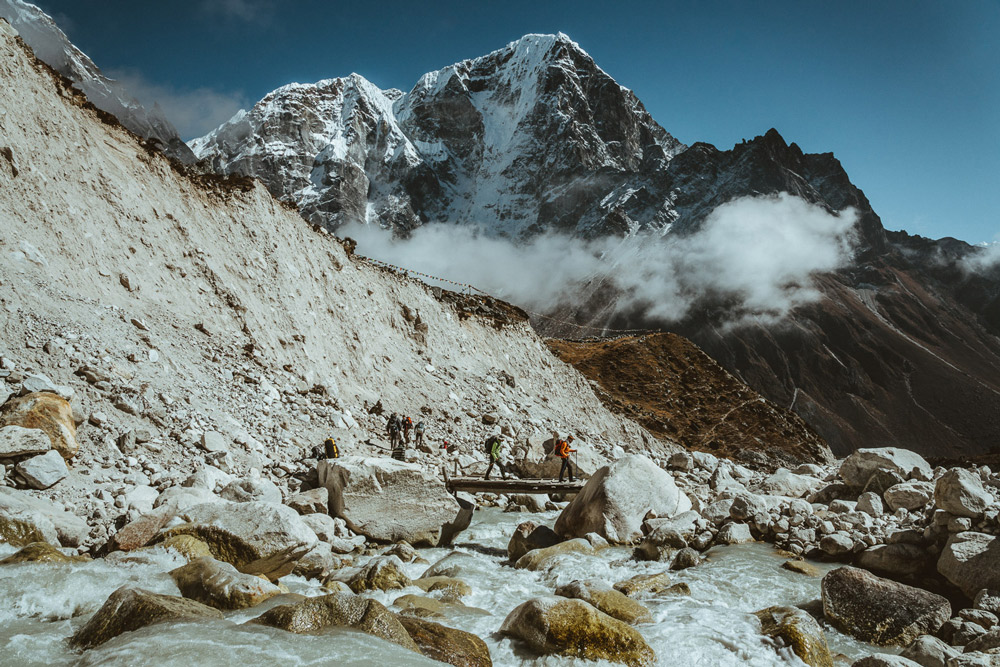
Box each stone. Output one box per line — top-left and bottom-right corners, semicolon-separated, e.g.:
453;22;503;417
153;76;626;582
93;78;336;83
555;579;652;625
672;547;701;570
899;634;960;667
716;522;753;545
730;492;769;521
0;541;88;564
554;454;690;544
960;608;999;630
500;596;655;666
755;605;833;667
411;576;471;602
250;592;419;653
822;566;951;646
383;541;421;563
170;556;283;610
937;532;1000;598
182;465;233;492
884;481;936;512
219;477;282;504
851;656;922;667
111;506;175;551
863;469;907;498
513;537;594;571
857;492;885;517
125;485;159;513
840;448;932;488
507;521;561;562
635;526;685;561
293;542;341;580
348;555;412;593
856;543;930;577
319;456;461;547
758;468;821;499
154;486;221;513
0;487;87;546
159;534;213;561
286;487;329;514
935;469;992;518
965;628;1000;653
70;586;223;649
200;431;228;453
820;533;854;557
15;450;68;489
509;493;548;513
782;560;821;576
0;392;78;458
644;510;701;540
421;551;478;579
162;501;317;580
0;425;50;457
396;615;492;667
975;590;1000;615
668;452;694;471
614;571;673;597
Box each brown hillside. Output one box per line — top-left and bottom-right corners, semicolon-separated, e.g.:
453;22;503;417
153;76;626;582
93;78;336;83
547;333;833;468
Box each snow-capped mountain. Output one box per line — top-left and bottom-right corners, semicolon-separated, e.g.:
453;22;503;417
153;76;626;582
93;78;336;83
192;33;686;236
0;0;195;163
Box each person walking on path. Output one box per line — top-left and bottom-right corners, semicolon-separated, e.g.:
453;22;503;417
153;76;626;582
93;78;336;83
483;433;509;480
414;420;425;449
403;415;413;444
387;413;403;459
556;435;577;482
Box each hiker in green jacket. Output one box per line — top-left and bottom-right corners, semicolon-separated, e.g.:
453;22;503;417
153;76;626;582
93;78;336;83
483;433;509;480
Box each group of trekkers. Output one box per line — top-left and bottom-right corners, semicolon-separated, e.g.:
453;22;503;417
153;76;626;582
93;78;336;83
484;431;577;483
385;412;425;460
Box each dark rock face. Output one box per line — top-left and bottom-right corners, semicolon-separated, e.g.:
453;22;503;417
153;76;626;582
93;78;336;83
821;566;951;646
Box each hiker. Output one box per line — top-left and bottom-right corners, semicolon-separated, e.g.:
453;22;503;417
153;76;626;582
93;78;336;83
387;413;402;452
556;435;577;482
414;420;425;449
324;437;339;459
403;415;413;444
484;433;509;480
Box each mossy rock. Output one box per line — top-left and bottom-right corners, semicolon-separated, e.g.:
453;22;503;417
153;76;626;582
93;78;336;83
159;534;212;562
500;596;655;666
782;560;822;577
71;586;223;649
513;538;594;571
398;614;493;667
755;605;833;667
0;541;88;564
613;572;673;598
250;592;420;653
555;580;652;625
413;576;472;602
155;523;307;580
0;517;49;548
170;557;283;610
348;555;412;593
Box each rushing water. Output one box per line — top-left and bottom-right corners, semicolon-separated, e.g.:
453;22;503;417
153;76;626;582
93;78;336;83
0;508;888;666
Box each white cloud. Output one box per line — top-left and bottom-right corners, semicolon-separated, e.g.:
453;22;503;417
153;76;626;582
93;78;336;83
343;193;858;329
961;241;1000;273
106;68;248;140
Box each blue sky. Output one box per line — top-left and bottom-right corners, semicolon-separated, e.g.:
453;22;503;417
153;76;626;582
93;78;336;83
30;0;1000;244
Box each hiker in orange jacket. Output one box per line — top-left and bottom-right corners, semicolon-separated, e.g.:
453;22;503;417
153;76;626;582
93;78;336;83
556;435;576;482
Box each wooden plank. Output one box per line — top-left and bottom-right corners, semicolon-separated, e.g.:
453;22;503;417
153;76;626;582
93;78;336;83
445;477;585;494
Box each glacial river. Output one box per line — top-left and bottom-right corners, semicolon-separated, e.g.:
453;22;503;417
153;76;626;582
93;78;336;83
0;508;888;666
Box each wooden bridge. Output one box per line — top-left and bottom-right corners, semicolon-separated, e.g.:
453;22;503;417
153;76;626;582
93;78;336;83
445;476;586;494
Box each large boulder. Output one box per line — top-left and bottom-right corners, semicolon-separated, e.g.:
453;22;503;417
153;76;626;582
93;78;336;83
822;566;951;646
169;556;283;610
839;448;931;488
14;450;68;489
613;572;675;598
884;481;935;512
554;579;652;625
757;468;822;499
937;532;1000;598
218;477;282;504
0;425;50;457
0;487;87;547
286;487;329;515
70;586;223;649
899;634;960;667
0;392;78;459
161;501;317;579
500;596;655;666
856;543;931;577
0;541;88;564
554;455;690;544
507;521;561;562
318;456;461;547
347;555;412;593
755;605;833;667
935;469;992;518
397;615;493;667
513;538;594;571
250;592;419;653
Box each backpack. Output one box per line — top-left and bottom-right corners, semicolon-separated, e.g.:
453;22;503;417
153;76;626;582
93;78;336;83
555;440;567;457
405;416;413;428
484;435;499;455
415;421;425;434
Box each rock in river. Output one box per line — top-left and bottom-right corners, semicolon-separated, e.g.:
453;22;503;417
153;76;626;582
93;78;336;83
170;556;283;610
755;605;833;667
554;579;652;625
319;456;462;547
71;586;223;649
500;596;655;666
397;615;493;667
554;454;690;544
821;566;950;646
